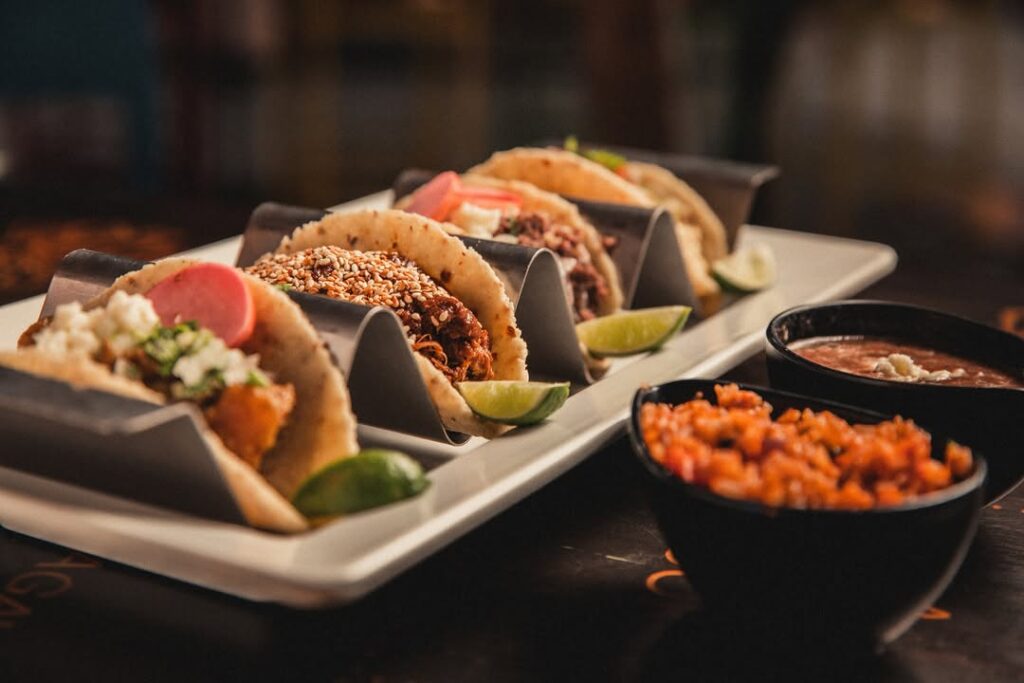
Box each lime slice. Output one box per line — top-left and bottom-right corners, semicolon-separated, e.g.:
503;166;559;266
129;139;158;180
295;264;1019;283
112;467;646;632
291;449;429;518
576;306;691;357
457;380;570;426
712;244;777;292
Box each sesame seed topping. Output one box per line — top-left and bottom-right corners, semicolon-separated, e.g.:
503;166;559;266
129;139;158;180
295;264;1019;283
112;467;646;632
245;245;496;382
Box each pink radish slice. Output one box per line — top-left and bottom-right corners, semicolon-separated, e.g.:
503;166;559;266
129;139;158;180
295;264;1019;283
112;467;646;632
146;263;256;347
404;171;462;221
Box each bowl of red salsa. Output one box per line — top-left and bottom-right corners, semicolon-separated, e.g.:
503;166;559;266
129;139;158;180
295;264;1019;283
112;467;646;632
629;380;987;654
766;300;1024;502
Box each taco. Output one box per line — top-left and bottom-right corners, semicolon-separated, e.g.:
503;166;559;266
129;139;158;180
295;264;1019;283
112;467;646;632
3;259;360;533
394;171;624;322
468;147;722;298
244;209;529;438
618;161;728;262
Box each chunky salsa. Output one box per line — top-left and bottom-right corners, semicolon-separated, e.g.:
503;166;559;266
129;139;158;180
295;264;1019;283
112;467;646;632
639;384;974;509
791;336;1022;389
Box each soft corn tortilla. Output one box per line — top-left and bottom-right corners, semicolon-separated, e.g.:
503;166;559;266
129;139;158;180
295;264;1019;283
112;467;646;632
4;258;361;533
271;209;529;438
621;161;728;262
395;173;624;316
469;147;721;298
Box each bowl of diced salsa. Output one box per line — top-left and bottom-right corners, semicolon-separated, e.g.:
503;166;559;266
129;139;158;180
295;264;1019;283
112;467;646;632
766;300;1024;501
629;380;986;654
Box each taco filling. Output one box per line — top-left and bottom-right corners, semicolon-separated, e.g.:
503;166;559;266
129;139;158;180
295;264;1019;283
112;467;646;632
405;172;613;321
25;290;295;469
246;246;494;383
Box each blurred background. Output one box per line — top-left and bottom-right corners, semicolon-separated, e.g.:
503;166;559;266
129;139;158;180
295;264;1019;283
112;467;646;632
1;0;1022;316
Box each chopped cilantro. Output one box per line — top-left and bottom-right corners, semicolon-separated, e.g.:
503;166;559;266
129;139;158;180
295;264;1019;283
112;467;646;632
171;370;223;401
142;322;198;376
276;283;293;292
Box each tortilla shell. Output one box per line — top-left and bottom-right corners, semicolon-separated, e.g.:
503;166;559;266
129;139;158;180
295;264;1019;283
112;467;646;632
6;257;361;532
622;161;728;262
270;209;529;438
469;148;720;298
395;173;624;316
469;147;652;205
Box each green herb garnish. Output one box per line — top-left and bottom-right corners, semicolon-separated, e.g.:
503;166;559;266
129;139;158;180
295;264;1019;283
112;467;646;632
171;370;223;401
142;321;199;377
562;135;627;172
583;148;627;172
504;216;521;237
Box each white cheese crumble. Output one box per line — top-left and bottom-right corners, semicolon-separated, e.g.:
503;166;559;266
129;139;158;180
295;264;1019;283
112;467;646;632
34;291;263;391
171;334;261;388
873;353;966;383
34;291;160;358
448;202;505;237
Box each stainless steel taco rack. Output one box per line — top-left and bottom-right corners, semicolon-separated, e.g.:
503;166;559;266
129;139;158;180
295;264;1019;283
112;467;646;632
538;139;780;249
391;169;701;315
237;201;596;385
0;150;898;608
36;248;468;445
0;366;248;525
570;200;698;314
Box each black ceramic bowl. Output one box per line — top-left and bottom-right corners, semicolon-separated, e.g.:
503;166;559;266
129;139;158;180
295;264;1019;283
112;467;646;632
629;379;986;653
766;301;1024;502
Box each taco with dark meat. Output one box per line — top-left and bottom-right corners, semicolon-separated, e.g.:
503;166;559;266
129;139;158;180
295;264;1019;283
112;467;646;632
468;146;723;299
394;171;624;323
244;209;530;438
3;259;359;532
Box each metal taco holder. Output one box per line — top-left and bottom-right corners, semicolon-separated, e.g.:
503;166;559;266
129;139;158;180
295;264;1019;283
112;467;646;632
391;170;704;362
0;361;249;525
38;248;467;445
237;201;595;385
538;138;780;249
0;243;485;524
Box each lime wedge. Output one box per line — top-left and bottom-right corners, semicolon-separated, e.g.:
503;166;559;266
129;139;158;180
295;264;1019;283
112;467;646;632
457;380;570;426
291;449;428;518
576;306;691;357
712;244;777;292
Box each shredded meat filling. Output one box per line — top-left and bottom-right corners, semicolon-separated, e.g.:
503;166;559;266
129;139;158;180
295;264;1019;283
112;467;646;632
494;213;610;321
245;247;495;383
402;293;493;382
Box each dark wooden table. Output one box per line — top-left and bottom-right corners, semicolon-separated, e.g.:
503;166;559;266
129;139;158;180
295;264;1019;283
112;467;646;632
2;267;1022;682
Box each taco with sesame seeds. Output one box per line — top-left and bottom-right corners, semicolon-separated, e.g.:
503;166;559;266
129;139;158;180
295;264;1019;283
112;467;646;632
468;146;722;299
2;258;360;533
244;209;530;438
394;171;624;323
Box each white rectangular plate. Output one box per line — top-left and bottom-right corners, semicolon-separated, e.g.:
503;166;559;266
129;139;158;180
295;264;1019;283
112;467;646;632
0;192;895;607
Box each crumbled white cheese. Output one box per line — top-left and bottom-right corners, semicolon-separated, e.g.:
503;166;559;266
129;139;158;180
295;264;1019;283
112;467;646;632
171;334;260;388
34;292;159;358
34;291;261;391
873;353;966;383
448;202;505;237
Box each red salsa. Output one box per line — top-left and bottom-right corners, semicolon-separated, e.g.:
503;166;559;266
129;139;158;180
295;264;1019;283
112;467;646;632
791;336;1022;388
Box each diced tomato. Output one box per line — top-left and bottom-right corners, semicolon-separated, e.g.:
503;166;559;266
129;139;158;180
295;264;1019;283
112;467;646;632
146;263;256;347
454;185;523;213
405;171;464;221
